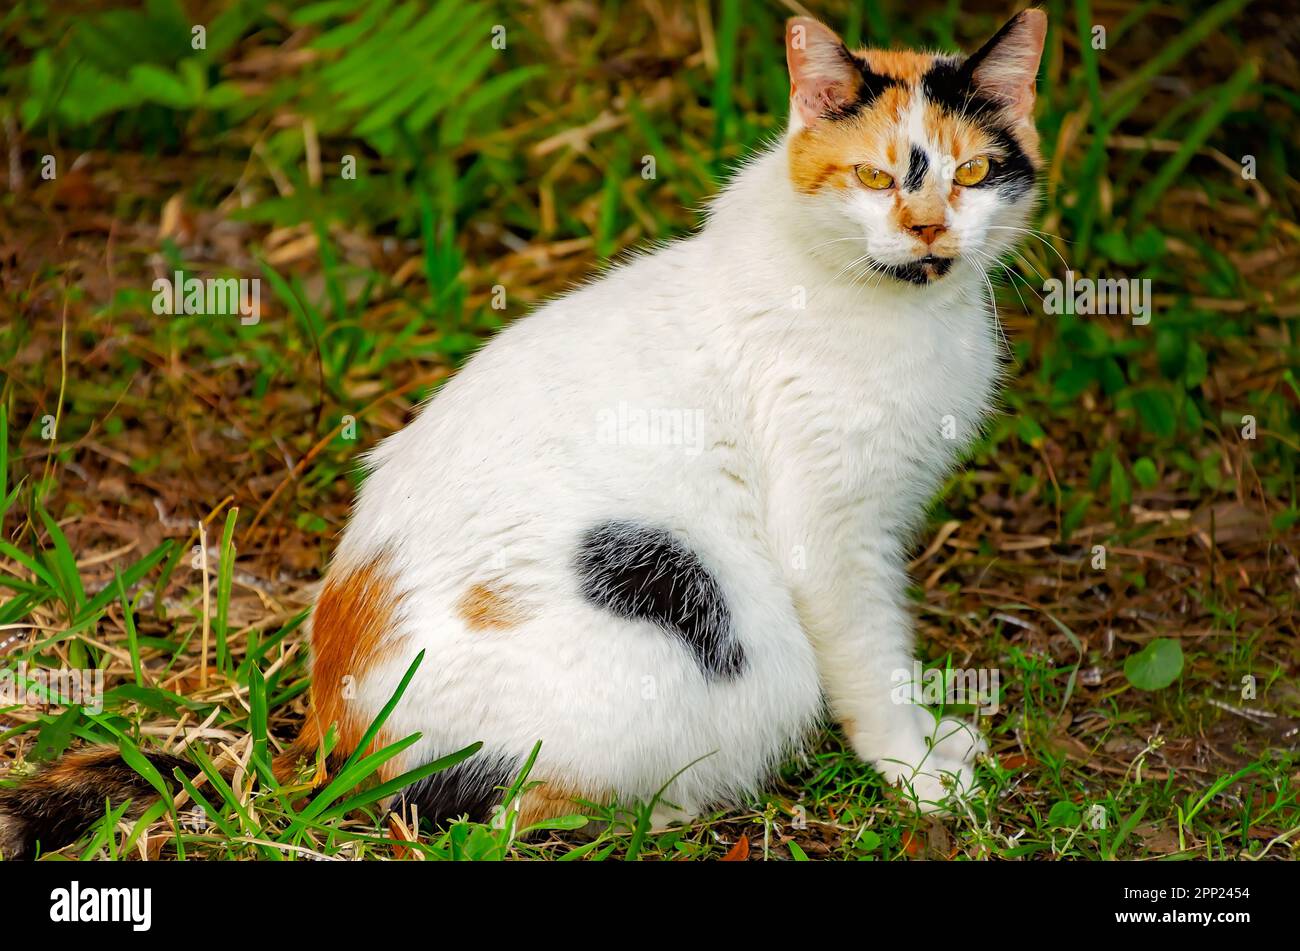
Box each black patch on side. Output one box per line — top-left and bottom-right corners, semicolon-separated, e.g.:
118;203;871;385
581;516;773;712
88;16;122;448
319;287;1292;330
0;749;189;860
877;256;954;285
397;754;519;828
921;58;1036;200
904;145;929;191
575;520;745;680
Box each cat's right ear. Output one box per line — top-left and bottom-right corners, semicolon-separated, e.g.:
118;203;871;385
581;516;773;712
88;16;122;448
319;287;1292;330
786;17;861;129
962;9;1047;121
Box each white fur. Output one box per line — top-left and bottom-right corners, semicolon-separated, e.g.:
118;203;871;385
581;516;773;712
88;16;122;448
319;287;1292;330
326;96;1037;816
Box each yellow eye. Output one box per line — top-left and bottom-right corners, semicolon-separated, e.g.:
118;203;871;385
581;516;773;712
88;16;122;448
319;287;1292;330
954;156;991;186
855;166;895;190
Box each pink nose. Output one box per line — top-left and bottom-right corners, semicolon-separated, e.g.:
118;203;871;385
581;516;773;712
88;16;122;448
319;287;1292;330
909;223;947;245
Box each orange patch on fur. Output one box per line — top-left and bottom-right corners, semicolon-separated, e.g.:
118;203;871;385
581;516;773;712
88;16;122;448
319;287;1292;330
873;84;912;125
859;49;939;84
302;556;403;767
271;735;327;786
44;748;121;785
456;582;529;631
895;191;946;232
923;90;1042;169
788;85;913;194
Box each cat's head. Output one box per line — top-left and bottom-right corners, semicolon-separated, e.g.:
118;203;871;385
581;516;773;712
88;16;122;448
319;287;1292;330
784;10;1047;287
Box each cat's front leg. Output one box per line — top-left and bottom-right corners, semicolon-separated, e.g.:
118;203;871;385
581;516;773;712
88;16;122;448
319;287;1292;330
794;551;986;811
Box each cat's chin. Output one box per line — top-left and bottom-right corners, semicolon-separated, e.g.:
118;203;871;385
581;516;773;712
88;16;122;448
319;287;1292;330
877;255;955;286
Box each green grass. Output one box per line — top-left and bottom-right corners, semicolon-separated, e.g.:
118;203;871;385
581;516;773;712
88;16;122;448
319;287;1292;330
0;0;1296;860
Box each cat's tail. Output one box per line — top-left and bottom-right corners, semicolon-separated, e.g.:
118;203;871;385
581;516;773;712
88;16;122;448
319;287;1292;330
0;741;319;860
0;747;191;860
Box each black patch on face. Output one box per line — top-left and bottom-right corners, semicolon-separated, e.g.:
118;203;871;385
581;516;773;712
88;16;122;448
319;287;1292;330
920;57;1036;200
397;753;519;828
904;145;929;192
878;256;954;285
575;520;744;680
920;57;1001;124
823;48;904;120
979;127;1036;200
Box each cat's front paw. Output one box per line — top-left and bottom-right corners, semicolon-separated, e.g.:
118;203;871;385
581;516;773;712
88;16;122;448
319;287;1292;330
863;713;987;813
930;715;988;765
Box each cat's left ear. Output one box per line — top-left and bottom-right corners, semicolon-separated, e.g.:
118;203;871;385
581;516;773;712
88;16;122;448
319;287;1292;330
964;9;1047;120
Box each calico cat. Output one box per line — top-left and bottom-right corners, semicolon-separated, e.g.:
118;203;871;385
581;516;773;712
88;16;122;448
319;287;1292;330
0;9;1047;857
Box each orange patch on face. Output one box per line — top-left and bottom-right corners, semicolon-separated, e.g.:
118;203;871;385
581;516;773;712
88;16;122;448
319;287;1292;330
895;191;946;232
926;105;987;171
457;582;529;631
788;135;849;194
927;109;962;158
788;85;913;194
302;555;403;767
859;49;938;85
874;84;912;124
923;92;1043;173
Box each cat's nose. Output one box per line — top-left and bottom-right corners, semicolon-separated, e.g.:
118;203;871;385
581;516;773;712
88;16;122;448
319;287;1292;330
908;223;947;245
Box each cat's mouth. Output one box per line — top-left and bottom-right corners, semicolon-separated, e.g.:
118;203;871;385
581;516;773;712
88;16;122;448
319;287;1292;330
879;255;955;286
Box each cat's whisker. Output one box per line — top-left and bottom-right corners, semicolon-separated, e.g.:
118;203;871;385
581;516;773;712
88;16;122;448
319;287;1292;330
1005;246;1049;283
964;252;1015;361
985;226;1071;273
998;265;1037;314
971;246;1046;310
989;224;1070;244
808;236;872;254
983;239;1049;283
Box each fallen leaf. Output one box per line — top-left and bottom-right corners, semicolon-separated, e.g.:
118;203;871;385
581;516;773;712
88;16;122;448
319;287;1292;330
899;831;923;857
721;835;749;861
